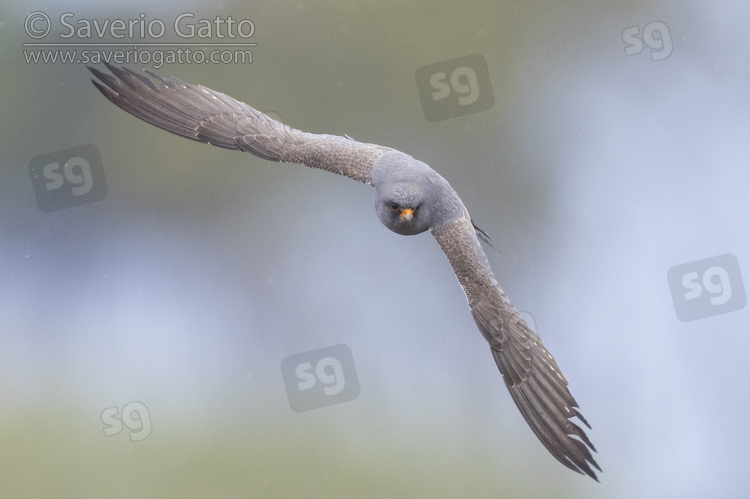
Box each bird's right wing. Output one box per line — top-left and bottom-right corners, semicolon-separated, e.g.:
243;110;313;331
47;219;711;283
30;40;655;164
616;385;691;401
431;216;601;480
88;63;392;184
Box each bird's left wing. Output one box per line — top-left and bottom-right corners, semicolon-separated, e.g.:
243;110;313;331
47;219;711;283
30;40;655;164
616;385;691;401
88;63;392;184
431;216;601;480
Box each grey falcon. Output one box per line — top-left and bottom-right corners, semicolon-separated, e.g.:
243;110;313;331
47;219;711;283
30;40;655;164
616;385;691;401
88;63;601;480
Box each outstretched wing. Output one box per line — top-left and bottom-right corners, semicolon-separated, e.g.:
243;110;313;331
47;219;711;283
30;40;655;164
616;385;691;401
431;216;601;481
90;63;599;479
87;63;392;184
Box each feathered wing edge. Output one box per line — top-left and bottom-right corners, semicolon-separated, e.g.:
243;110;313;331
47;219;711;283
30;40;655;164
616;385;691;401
432;217;600;481
473;300;601;480
87;63;391;183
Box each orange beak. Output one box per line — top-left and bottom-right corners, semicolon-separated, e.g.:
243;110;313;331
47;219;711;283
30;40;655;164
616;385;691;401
399;208;414;221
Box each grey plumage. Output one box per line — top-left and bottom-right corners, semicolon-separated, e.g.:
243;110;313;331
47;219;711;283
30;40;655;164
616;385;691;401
88;63;600;480
88;64;391;183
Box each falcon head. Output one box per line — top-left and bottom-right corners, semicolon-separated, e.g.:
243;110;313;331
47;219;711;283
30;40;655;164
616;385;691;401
374;181;432;236
371;151;463;236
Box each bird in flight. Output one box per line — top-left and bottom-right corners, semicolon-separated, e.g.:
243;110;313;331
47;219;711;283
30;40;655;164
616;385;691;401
88;63;600;480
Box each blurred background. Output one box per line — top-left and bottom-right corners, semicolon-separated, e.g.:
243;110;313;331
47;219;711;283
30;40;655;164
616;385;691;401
2;1;749;497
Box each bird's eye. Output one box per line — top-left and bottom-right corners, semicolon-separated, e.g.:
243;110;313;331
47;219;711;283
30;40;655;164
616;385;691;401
390;203;400;211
